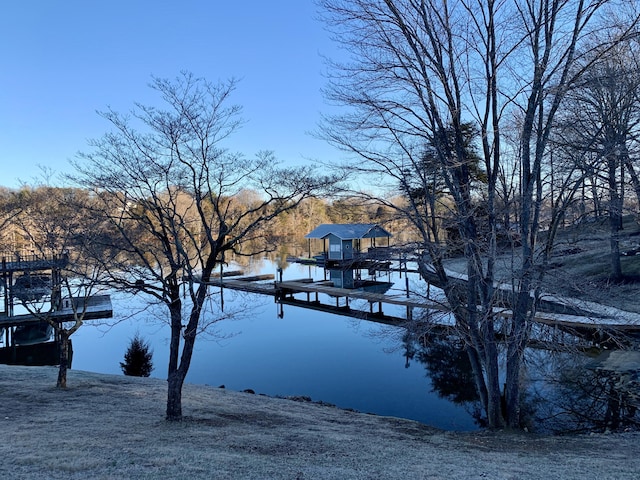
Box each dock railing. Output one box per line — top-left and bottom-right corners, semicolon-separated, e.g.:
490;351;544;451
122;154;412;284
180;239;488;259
0;252;70;273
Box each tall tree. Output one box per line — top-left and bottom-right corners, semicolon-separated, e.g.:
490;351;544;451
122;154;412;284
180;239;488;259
72;72;335;420
556;36;640;279
319;0;639;428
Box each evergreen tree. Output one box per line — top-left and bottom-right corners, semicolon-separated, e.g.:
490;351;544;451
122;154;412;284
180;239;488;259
120;333;154;377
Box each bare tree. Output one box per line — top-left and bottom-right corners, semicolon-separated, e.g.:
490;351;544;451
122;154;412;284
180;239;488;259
319;0;639;428
72;72;335;420
555;35;640;279
11;185;107;388
0;187;21;250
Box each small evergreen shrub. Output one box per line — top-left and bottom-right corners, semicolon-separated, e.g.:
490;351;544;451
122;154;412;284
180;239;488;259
120;333;154;377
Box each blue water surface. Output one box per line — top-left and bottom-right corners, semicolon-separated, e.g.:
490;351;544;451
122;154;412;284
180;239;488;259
72;261;478;431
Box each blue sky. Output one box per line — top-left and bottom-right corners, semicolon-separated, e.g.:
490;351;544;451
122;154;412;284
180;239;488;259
0;1;341;188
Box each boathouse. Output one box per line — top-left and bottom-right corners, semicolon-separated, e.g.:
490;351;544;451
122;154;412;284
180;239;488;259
1;252;113;366
305;223;392;262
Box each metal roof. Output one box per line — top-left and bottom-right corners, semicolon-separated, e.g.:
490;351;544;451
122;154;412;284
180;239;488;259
305;223;392;240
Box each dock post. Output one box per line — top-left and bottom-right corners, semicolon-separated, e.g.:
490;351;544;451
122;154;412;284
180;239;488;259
1;257;7;316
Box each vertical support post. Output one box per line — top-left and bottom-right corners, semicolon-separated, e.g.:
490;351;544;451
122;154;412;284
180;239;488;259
8;272;13;317
52;267;63;312
220;263;224;312
1;257;7;316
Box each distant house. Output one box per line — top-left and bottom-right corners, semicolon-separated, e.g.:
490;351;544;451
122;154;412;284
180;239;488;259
305;223;392;261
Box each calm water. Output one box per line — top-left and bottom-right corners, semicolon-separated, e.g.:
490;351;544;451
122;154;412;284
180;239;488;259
72;260;479;431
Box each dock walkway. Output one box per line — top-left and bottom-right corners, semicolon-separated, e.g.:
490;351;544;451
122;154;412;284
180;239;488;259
210;274;640;333
0;295;114;328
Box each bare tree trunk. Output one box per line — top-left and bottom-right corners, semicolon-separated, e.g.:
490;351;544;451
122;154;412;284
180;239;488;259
624;158;640;213
608;154;623;280
57;331;70;389
166;316;199;421
166;370;185;421
166;263;213;421
504;285;533;426
167;295;182;375
166;296;184;420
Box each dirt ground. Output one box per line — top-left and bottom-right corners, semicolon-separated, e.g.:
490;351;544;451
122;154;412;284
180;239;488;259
0;364;639;479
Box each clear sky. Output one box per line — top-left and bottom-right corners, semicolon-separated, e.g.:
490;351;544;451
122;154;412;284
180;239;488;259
0;1;341;188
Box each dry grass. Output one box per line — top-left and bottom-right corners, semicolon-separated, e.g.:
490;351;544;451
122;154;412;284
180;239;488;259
1;365;639;479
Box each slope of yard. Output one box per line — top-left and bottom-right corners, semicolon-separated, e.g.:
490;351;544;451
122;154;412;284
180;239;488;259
1;365;639;479
544;216;640;314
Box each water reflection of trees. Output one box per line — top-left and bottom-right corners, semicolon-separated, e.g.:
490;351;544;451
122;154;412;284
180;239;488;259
403;330;487;428
404;327;640;433
528;350;640;434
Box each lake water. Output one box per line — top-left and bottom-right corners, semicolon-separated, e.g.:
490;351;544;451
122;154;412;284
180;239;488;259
72;259;479;431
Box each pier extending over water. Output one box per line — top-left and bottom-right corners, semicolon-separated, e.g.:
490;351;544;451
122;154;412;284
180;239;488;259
208;271;640;336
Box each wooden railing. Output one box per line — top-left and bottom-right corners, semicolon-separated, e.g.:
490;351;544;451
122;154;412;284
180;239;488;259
0;252;70;273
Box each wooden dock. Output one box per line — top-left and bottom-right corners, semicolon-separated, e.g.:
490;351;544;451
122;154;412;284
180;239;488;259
209;274;640;334
0;295;113;328
0;252;113;367
1;252;69;272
